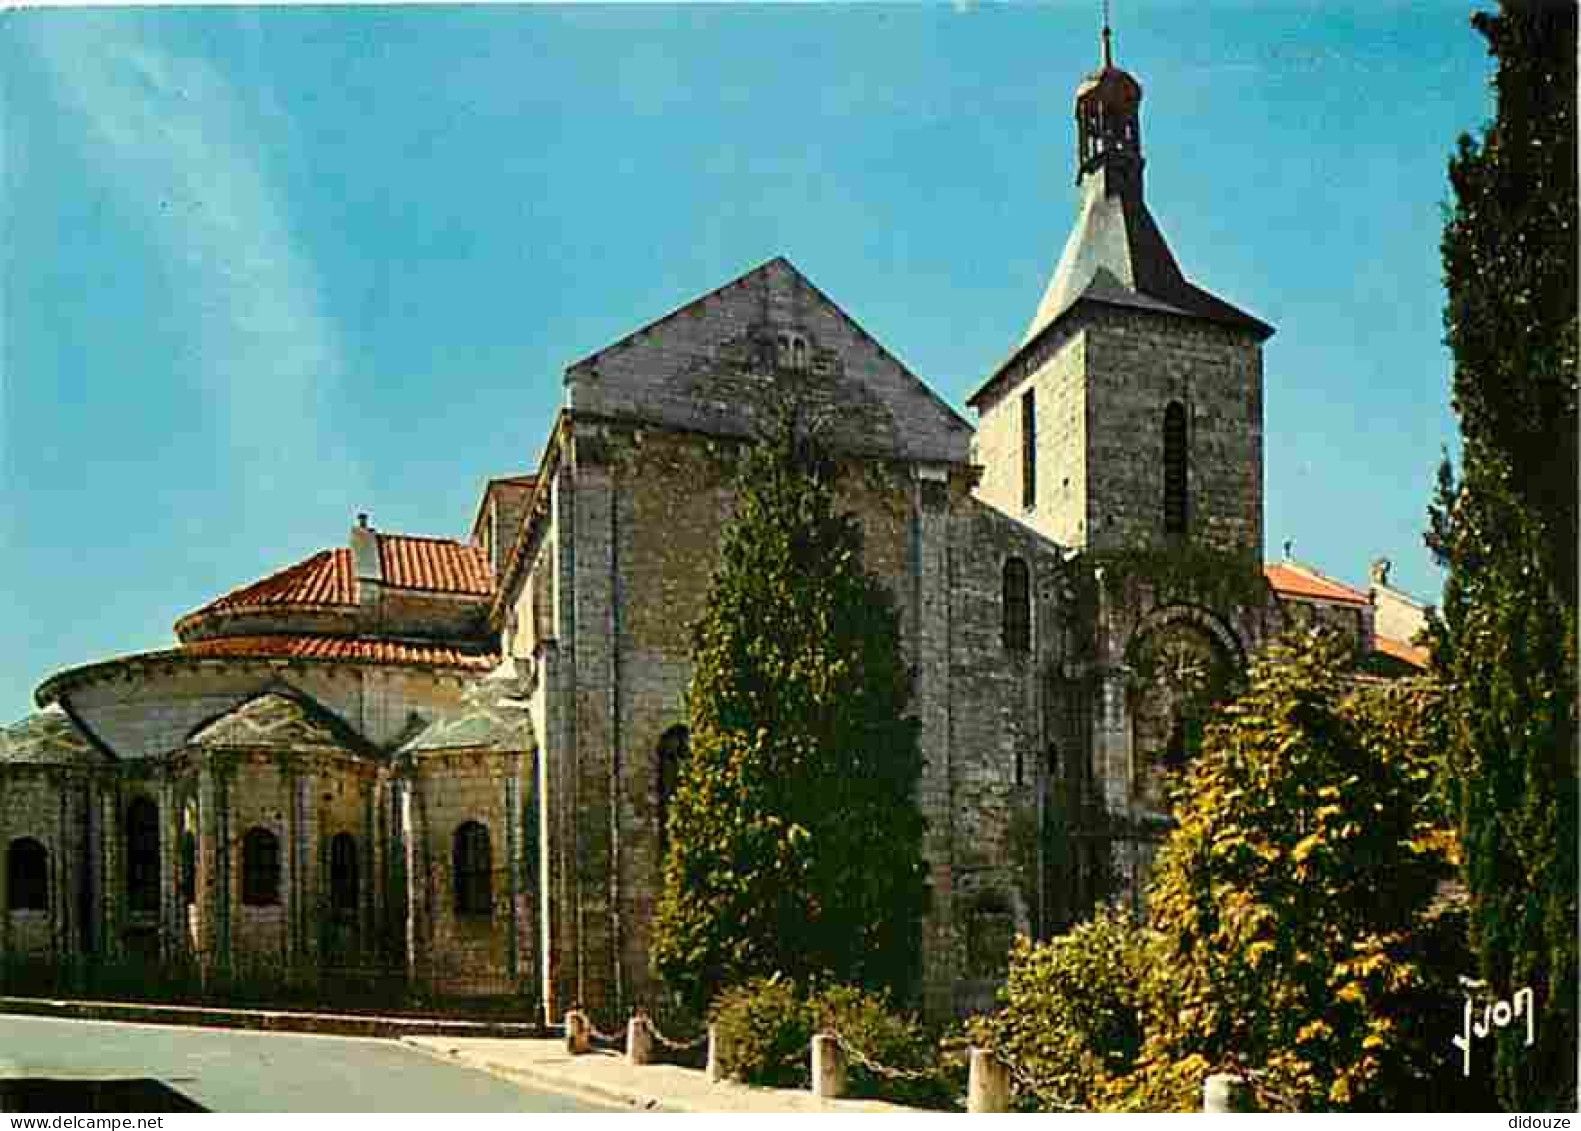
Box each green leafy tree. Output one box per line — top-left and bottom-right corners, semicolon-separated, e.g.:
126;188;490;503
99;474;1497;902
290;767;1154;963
966;908;1153;1111
1122;633;1475;1111
1431;0;1578;1110
650;411;927;1012
970;634;1477;1111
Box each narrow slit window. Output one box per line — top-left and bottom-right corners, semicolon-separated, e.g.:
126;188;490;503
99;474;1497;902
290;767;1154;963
1163;401;1188;534
1003;557;1031;653
330;832;358;914
126;796;160;914
1021;389;1037;510
241;827;280;906
453;821;492;917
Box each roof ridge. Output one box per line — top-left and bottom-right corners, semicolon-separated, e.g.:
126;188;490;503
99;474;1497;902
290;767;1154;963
375;530;480;547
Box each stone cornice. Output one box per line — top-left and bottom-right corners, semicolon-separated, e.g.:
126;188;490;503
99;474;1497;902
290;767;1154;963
35;646;481;709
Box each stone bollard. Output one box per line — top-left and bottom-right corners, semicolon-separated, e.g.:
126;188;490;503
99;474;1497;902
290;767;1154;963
967;1047;1012;1113
706;1024;728;1083
626;1013;653;1066
811;1033;846;1100
563;1010;590;1055
1202;1073;1257;1113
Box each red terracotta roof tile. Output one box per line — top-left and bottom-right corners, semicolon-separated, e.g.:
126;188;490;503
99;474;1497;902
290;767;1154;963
1374;633;1430;670
377;534;493;595
185;532;493;626
181;634;496;671
1265;562;1370;607
199;549;357;614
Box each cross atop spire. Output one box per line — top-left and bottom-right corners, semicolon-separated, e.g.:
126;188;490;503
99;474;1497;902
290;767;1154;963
1102;0;1114;67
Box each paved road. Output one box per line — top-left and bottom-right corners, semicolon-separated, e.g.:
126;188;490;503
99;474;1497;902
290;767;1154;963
0;1014;617;1112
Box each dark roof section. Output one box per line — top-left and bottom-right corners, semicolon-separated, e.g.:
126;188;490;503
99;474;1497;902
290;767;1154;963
1029;170;1273;346
565;256;973;466
970;180;1273;409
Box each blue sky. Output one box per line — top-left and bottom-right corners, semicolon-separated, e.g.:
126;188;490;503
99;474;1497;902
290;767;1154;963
1;2;1492;723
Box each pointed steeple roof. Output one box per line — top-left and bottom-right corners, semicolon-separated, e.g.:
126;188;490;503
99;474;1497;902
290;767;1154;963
973;21;1271;407
1022;190;1273;347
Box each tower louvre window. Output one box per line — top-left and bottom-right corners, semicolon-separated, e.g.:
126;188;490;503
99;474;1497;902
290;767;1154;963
1163;400;1188;534
1021;389;1037;510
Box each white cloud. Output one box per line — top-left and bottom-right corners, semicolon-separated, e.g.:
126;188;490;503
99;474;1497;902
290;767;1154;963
22;17;362;503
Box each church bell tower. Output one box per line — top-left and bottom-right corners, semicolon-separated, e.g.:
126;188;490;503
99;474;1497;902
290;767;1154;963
969;19;1281;924
969;20;1274;561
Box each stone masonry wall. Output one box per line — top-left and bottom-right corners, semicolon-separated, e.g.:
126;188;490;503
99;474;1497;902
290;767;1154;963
940;501;1067;1015
1283;597;1371;653
972;322;1089;549
607;427;729;1013
601;422;944;1013
0;767;88;959
408;749;531;998
972;308;1263;559
1371;584;1425;645
224;756;293;973
520;409;1014;1018
1083;311;1263;557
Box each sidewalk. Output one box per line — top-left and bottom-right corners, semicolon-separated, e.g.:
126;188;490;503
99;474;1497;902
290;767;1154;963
402;1037;931;1114
0;995;546;1040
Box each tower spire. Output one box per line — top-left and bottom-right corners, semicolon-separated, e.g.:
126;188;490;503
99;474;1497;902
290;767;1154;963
991;10;1273;360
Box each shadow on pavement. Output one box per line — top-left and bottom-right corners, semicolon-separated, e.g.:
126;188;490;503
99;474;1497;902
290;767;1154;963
0;1078;209;1113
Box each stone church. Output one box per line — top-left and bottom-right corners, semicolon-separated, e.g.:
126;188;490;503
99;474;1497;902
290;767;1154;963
0;35;1425;1022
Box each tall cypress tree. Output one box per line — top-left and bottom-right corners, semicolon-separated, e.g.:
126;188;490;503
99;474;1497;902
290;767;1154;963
650;409;927;1012
1430;0;1578;1110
